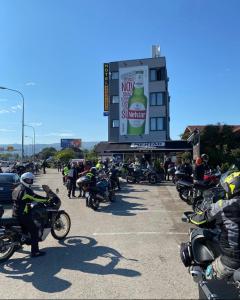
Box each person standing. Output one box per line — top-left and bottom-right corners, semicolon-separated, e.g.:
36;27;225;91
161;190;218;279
67;164;78;198
42;160;47;174
164;157;171;181
57;160;62;173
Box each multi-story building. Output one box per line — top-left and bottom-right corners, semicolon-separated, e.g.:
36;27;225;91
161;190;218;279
96;47;191;161
107;54;170;143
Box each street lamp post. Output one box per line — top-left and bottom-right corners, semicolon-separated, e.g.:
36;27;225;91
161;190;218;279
25;124;35;161
25;136;34;158
0;86;25;162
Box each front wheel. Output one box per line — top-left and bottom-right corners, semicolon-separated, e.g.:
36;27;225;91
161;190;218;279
51;211;71;240
88;194;100;210
127;176;136;184
179;189;189;202
149;174;157;184
0;234;16;263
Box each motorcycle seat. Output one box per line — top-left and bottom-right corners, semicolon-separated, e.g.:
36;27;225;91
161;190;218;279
194;181;210;190
0;217;20;227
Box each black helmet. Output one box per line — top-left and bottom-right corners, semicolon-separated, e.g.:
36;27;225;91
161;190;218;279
221;171;240;198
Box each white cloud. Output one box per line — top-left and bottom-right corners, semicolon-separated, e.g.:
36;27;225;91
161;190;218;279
0;109;10;114
11;104;22;111
28;122;43;127
0;129;16;132
44;132;75;137
25;81;36;86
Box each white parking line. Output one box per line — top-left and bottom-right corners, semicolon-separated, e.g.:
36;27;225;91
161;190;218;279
102;209;184;214
93;232;187;236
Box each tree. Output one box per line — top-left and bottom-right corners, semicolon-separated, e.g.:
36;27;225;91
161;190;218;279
39;147;57;160
54;148;76;164
181;124;240;167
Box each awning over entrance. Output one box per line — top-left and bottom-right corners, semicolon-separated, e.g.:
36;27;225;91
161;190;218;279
95;140;192;154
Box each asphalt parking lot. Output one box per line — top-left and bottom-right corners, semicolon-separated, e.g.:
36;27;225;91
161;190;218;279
0;169;198;299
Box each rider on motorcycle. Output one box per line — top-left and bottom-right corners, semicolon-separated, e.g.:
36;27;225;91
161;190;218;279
12;172;49;257
190;171;240;280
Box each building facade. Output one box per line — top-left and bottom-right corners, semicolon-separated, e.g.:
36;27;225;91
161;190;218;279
100;50;192;161
105;56;170;144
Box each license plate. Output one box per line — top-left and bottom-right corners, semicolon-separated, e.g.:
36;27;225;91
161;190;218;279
0;187;3;191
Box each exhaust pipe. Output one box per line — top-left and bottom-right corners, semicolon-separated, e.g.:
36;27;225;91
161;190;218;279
189;266;204;283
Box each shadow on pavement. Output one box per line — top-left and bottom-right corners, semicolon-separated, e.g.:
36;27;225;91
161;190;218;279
98;195;147;216
0;236;141;293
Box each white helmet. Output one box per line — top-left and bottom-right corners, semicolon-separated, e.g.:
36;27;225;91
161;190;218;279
20;172;35;188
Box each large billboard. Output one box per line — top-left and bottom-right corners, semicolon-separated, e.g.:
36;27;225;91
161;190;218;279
119;66;149;136
61;139;82;149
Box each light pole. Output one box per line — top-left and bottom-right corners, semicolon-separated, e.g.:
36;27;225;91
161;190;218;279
25;124;35;161
25;136;34;159
0;86;25;161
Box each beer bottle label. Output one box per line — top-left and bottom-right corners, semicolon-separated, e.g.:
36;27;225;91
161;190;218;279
128;102;146;128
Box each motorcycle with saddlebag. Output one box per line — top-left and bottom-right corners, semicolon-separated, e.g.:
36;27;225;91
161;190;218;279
0;185;71;263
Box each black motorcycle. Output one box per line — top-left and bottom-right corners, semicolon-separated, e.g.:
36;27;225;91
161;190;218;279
126;166;157;184
180;211;240;299
0;185;71;263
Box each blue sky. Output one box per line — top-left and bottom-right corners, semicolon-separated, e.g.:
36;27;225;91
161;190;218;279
0;0;240;145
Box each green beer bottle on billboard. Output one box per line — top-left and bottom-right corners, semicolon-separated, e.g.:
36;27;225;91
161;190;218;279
127;71;147;135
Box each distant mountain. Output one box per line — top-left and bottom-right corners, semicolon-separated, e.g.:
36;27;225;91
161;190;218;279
0;141;100;154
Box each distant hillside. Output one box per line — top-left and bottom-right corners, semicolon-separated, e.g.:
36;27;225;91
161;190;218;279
0;141;100;154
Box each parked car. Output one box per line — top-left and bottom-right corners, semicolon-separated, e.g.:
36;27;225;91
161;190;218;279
0;173;20;204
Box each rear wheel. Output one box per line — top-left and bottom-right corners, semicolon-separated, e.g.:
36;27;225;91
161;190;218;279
0;234;16;263
51;212;71;240
89;195;100;210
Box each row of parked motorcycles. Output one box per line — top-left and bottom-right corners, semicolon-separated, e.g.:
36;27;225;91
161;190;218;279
121;163;162;184
176;166;240;299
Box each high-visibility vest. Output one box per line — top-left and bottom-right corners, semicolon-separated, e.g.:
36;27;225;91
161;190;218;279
63;167;69;176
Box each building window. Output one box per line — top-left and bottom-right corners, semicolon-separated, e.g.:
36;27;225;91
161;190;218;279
112;119;119;128
149;68;166;81
111;72;119;80
150;117;164;131
150;92;164;106
112;95;119;104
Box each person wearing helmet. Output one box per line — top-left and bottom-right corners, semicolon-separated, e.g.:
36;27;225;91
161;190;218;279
189;171;240;280
96;160;103;171
12;172;49;257
193;157;205;182
201;153;210;172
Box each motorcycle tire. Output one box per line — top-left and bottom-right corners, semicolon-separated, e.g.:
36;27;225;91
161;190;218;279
109;190;115;202
127;176;136;184
179;189;189;202
89;195;100;211
149;174;157;184
0;234;16;263
51;211;71;240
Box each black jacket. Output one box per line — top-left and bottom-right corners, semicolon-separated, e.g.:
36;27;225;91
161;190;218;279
12;184;47;218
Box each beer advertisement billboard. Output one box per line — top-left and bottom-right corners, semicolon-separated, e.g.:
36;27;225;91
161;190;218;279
61;139;82;149
119;66;149;136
